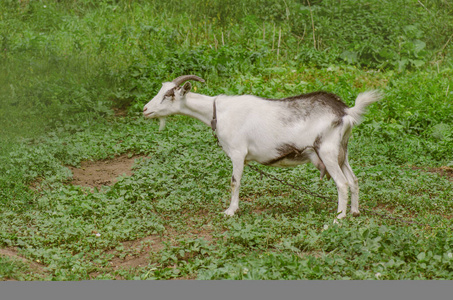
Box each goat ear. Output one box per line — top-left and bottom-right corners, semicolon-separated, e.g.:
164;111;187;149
181;82;192;96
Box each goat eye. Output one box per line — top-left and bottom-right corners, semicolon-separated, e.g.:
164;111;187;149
164;88;176;98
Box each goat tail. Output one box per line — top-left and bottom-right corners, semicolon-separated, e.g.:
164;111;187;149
344;90;382;126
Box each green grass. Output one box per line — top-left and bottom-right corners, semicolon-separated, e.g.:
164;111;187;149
0;255;44;281
0;0;452;280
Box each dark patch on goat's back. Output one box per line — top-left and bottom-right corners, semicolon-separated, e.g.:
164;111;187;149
263;91;348;117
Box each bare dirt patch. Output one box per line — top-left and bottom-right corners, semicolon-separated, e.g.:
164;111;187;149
429;166;453;181
0;247;47;275
412;165;453;181
113;107;128;117
109;226;215;269
69;154;147;189
89;234;165;279
90;223;217;279
108;235;165;270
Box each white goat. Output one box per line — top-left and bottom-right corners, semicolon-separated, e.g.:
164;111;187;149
143;75;381;220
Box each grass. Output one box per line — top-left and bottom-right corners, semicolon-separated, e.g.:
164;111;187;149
0;0;452;280
0;257;34;281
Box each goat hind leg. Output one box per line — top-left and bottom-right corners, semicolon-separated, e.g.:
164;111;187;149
318;149;349;220
341;158;360;216
308;151;330;180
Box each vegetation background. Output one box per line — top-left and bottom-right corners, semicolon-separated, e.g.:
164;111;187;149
0;0;452;280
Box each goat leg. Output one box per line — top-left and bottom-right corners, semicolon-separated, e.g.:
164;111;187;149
224;155;245;216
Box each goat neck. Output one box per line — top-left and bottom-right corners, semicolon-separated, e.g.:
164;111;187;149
179;92;216;126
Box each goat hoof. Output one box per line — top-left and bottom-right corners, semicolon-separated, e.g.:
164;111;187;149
224;208;237;216
352;211;361;217
336;212;346;220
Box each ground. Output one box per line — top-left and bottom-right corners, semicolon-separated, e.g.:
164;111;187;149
1;154;216;280
1;155;451;280
68;154;142;189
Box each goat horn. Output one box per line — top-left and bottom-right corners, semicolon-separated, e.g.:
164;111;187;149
172;75;205;86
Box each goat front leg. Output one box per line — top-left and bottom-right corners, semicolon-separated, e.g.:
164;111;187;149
224;155;245;216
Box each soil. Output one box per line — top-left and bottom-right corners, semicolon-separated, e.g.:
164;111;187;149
89;225;216;280
0;247;47;279
113;107;128;117
108;234;165;269
412;165;453;181
429;166;453;181
9;155;452;279
68;154;146;189
68;154;217;279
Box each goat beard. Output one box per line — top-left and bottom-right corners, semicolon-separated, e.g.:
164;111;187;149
158;118;166;131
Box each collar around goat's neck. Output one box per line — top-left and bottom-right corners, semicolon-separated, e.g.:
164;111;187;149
211;98;217;131
211;98;219;144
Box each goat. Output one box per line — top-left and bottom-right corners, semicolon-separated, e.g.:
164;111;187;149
143;75;381;220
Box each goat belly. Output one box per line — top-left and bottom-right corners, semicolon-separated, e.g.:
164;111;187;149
263;144;312;167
